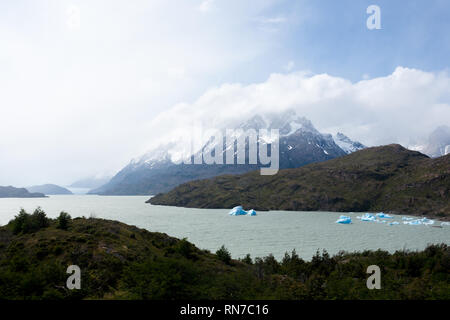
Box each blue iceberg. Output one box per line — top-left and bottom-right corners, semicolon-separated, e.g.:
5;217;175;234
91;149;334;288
229;206;247;216
228;206;257;216
336;215;352;224
376;212;393;219
359;213;376;222
403;217;435;226
388;221;400;226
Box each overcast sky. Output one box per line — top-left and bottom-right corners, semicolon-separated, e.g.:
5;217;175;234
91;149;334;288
0;0;449;187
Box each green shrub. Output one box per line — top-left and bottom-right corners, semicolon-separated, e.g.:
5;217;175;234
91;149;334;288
10;207;49;235
216;245;231;265
57;211;71;230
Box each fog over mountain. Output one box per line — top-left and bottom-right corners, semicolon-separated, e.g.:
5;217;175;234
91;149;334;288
409;125;450;158
90;110;365;195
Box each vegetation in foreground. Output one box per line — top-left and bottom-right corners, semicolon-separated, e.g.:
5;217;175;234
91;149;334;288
149;145;450;219
0;208;449;300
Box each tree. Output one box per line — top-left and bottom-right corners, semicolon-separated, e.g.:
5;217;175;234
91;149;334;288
31;207;49;230
216;245;231;265
57;211;71;230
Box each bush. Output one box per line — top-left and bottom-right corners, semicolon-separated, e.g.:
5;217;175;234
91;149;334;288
216;245;231;265
10;207;49;235
57;211;71;230
241;254;253;265
175;238;195;259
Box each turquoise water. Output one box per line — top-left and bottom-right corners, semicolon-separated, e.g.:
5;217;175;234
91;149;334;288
0;195;448;260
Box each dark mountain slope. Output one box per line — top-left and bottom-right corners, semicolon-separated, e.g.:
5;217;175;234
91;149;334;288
149;145;450;218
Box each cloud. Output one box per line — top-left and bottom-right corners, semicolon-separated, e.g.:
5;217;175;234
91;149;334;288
0;0;283;186
146;67;450;151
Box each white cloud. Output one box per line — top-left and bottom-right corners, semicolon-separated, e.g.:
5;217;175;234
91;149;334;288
0;0;284;186
146;67;450;151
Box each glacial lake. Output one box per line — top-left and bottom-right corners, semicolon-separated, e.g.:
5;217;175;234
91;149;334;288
0;195;448;260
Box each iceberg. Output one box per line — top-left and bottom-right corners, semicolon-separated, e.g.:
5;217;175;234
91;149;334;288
376;212;393;219
360;213;376;222
441;222;450;226
389;221;400;225
402;217;413;221
228;206;257;216
421;218;434;225
336;215;352;224
228;206;248;216
403;217;435;226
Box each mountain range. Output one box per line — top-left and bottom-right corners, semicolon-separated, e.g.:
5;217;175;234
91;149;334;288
69;176;112;189
89;110;365;195
149;144;450;219
26;184;73;195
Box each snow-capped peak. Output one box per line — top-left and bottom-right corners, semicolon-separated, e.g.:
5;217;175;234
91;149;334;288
333;132;366;154
239;109;319;136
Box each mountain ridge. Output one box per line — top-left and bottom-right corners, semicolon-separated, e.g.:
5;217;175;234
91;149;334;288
0;186;46;198
27;184;73;195
149;144;450;219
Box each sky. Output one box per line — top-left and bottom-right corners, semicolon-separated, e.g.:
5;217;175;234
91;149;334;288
0;0;449;187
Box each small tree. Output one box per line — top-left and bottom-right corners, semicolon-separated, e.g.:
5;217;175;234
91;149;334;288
57;211;71;230
31;207;50;229
11;208;29;235
241;253;253;265
216;245;231;265
10;207;50;234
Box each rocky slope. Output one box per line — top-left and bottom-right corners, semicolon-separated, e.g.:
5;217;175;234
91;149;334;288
149;145;449;219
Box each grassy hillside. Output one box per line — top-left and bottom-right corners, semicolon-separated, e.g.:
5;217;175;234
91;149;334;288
0;209;449;300
149;145;450;219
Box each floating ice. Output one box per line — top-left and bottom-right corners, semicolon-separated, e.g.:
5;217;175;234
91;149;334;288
336;215;352;224
376;212;393;219
360;213;376;222
441;222;450;226
228;206;248;216
228;206;257;216
403;217;435;226
389;221;400;226
402;217;414;221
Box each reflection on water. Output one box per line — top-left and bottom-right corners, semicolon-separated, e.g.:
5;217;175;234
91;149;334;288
0;195;448;260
